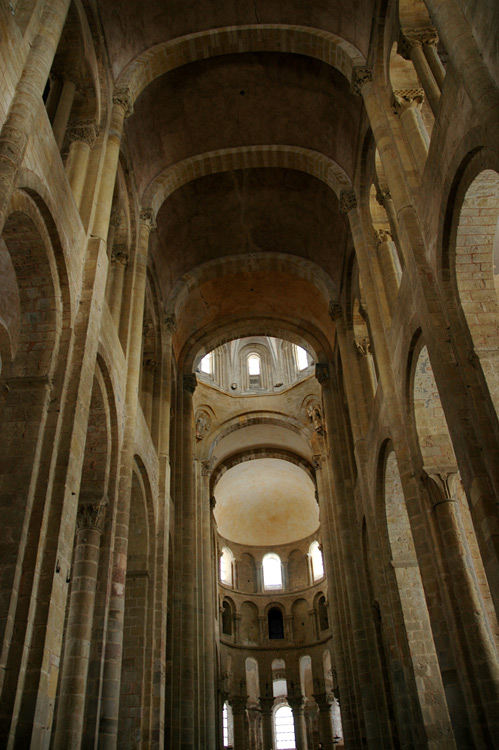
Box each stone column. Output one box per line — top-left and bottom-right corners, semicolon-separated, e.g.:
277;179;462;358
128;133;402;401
424;471;499;738
91;88;133;243
374;228;400;310
375;188;404;271
353;336;376;407
392;91;429;176
314;693;334;750
420;0;499;151
107;245;128;328
259;697;274;750
65;119;99;209
0;0;72;233
98;209;156;750
200;465;217;749
398;28;441;115
52;74;76;149
288;695;308;750
52;499;106;750
230;695;248;750
141;357;156;429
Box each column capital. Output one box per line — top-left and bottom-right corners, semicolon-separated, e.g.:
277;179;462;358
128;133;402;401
111;244;129;265
399;27;439;59
287;694;306;713
113;86;134;118
375;186;391;207
329;301;343;321
315;362;329;384
259;696;275;715
229;695;248;714
350;66;373;96
313;691;334;712
392;89;424;115
338;189;357;214
66;118;99;147
374;228;392;246
183;373;198;394
164;313;177;333
354;337;372;357
139;208;157;233
76;499;107;531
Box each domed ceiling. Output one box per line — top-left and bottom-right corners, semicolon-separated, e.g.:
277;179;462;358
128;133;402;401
214;458;318;546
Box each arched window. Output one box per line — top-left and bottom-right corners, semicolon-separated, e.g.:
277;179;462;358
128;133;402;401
222;600;233;636
200;352;213;375
247;353;262;389
220;547;234;586
263;553;282;589
268;607;285;640
223;701;233;748
274;705;296;749
309;541;324;581
295;345;309;371
318;595;329;631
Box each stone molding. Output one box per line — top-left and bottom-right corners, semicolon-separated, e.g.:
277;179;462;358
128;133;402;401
139;208;157;233
398;27;439;59
66;119;99;147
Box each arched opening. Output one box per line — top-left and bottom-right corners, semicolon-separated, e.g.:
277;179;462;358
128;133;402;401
263;553;283;590
274;704;296;749
220;546;234;587
268;607;285;640
309;541;324;582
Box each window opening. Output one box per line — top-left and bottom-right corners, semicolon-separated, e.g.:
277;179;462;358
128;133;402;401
222;601;233;636
223;701;233;747
200;352;213;374
275;705;296;749
310;541;324;581
248;354;261;375
263;553;282;589
220;547;233;586
295;345;309;371
268;607;284;639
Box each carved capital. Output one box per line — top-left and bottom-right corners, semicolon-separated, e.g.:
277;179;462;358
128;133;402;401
229;695;248;715
423;468;459;504
76;499;106;532
139;208;157;233
399;27;439;59
313;692;334;712
164;313;177;333
392;90;424;115
375;186;391;207
287;694;306;713
339;190;357;215
354;337;371;357
374;228;392;246
315;363;329;385
66;119;99;147
183;373;197;394
259;696;275;715
113;87;134;117
329;301;343;321
111;244;128;265
350;66;373;96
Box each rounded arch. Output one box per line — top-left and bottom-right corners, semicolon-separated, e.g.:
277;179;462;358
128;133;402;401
144;145;352;213
117;25;366;105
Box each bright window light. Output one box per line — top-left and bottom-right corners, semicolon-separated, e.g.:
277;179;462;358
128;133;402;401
200;352;213;374
248;354;261;375
263;553;282;589
275;705;296;749
310;541;324;581
220;547;233;586
295;345;308;370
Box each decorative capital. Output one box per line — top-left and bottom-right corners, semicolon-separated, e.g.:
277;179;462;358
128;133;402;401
66;119;99;147
329;301;343;321
229;695;248;714
259;696;275;715
113;87;134;117
392;90;424;115
350;66;373;96
339;190;357;215
315;363;329;385
139;208;157;233
423;468;458;504
111;244;128;265
183;373;197;394
354;337;371;357
76;499;106;531
313;692;334;712
375;186;391;207
287;694;306;712
399;27;439;59
164;313;177;333
374;228;392;246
